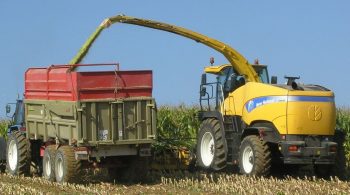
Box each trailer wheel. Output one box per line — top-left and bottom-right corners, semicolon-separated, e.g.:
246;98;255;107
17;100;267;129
54;146;81;183
6;131;31;176
43;145;56;181
239;135;271;176
196;118;226;171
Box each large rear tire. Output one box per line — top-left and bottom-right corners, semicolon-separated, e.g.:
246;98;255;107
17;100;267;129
43;145;56;181
239;135;271;176
6;131;31;176
54;146;81;183
196;118;226;171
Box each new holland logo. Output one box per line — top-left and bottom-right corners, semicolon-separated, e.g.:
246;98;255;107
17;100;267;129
308;105;322;121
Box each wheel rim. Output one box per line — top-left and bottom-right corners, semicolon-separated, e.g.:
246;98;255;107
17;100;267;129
242;145;254;173
44;155;51;176
56;156;64;180
8;140;18;171
201;132;214;167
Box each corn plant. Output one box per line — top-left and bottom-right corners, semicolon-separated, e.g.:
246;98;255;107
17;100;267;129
336;108;350;160
0;120;8;138
155;105;200;150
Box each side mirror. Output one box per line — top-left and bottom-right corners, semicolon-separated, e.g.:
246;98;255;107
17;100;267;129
6;104;11;114
200;86;207;97
271;76;277;84
201;73;207;85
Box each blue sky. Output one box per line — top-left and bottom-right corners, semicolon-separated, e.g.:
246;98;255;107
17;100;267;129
0;1;349;117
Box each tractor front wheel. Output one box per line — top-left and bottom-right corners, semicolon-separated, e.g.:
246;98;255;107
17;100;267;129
6;131;31;176
196;118;226;171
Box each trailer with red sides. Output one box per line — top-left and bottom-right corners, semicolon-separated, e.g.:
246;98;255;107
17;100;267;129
6;64;157;183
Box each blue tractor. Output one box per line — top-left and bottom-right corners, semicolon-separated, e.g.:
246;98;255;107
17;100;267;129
0;99;25;172
6;99;25;133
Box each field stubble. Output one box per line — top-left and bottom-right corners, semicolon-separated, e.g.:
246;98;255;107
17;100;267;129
0;171;350;195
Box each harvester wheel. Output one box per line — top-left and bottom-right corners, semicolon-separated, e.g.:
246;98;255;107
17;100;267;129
6;131;31;176
54;146;81;183
315;130;347;180
239;135;271;176
196;118;226;171
42;145;56;181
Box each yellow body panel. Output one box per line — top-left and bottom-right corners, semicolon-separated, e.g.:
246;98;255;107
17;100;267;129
286;101;335;135
286;91;335;135
222;82;335;136
205;64;231;74
224;82;288;134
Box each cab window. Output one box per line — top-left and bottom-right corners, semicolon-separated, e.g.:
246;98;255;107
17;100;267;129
253;66;269;83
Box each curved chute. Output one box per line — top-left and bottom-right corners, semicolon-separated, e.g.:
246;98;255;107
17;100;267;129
69;15;260;82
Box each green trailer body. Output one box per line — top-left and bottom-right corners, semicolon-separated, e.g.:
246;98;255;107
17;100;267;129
25;97;156;158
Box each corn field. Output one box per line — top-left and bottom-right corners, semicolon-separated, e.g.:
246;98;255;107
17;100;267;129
0;106;350;194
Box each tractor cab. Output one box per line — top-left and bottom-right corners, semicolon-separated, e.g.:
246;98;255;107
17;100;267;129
199;64;272;111
5;99;25;134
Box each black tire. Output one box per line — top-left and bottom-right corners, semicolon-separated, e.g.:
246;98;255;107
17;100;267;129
29;140;43;176
330;130;347;180
54;146;81;183
0;136;6;162
196;118;226;171
6;131;31;176
239;135;271;176
42;145;56;181
0;136;6;172
109;156;150;183
315;130;347;180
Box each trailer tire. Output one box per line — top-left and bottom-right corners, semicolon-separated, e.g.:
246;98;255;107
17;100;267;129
196;118;226;171
54;146;81;183
6;131;31;176
43;145;56;181
239;135;271;176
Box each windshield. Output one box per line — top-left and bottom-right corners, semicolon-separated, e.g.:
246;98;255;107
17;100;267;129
217;68;232;86
13;100;25;125
253;65;269;83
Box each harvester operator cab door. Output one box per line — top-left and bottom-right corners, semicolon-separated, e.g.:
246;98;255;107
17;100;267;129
217;67;246;113
219;67;246;94
200;66;245;111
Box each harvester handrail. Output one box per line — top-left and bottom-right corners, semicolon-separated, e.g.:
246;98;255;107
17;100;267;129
69;14;260;82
